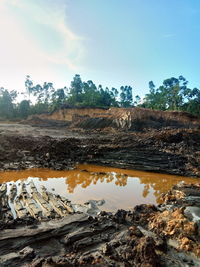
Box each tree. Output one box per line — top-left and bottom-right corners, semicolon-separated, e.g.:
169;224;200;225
98;86;117;107
24;76;55;113
149;81;155;92
134;95;141;106
1;73;198;120
0;87;15;118
25;75;33;100
120;86;133;107
181;87;200;115
68;74;83;104
51;88;67;110
111;87;119;99
143;76;200;115
81;80;99;106
18;100;30;118
66;76;118;108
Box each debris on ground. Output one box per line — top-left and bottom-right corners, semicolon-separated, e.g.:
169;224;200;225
0;182;200;266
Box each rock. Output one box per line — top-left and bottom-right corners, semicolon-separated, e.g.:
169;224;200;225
184;206;200;223
114;209;127;224
0;125;199;176
72;199;106;216
19;246;34;258
132;236;161;267
27;156;35;161
1;183;200;266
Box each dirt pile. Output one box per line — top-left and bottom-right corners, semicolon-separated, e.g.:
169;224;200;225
27;107;200;131
1;183;200;266
149;183;200;260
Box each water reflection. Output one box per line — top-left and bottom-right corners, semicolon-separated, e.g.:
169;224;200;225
64;171;129;193
0;164;199;210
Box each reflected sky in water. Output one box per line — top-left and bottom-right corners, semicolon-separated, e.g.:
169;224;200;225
0;164;199;211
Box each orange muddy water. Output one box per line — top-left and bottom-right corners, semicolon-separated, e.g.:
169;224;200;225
0;164;199;211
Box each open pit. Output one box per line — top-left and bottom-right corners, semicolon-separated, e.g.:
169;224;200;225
0;107;199;266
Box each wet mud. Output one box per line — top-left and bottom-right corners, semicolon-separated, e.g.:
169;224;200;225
0;119;199;266
0;182;200;266
0;123;199;177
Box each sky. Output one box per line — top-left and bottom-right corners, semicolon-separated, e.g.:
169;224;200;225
0;0;200;99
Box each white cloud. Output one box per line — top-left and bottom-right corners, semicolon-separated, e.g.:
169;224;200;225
0;0;85;92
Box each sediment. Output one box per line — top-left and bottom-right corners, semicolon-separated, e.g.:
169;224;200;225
0;182;200;266
0;107;199;266
0;107;199;176
0;125;199;177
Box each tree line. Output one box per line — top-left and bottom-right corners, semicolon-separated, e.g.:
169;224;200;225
0;74;199;119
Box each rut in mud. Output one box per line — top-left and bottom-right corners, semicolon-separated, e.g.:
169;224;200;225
0;108;199;266
0;181;74;223
0;124;199;177
1;182;200;266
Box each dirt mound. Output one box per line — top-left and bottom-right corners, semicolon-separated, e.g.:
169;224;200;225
112;107;200;131
72;116;115;129
26;107;200;131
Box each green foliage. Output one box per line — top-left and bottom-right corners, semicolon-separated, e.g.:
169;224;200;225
134;95;141;106
25;75;33;100
68;74;83;104
181;88;200;116
18;100;30;118
120;86;133;107
51;88;67;111
29;102;49;115
0;74;199;120
143;76;200;116
67;75;119;107
0;87;16;119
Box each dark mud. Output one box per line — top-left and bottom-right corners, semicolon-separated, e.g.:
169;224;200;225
0;122;200;266
1;182;200;266
0;123;199;177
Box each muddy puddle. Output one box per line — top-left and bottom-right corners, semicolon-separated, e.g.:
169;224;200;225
0;164;199;211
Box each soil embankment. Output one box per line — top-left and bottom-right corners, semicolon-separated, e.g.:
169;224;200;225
28;106;200;131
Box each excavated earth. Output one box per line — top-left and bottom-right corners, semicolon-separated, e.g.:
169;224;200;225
0;108;200;266
1;181;200;266
0;122;199;177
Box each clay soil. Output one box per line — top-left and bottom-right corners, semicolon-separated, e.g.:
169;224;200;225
1;180;200;266
0;115;200;266
0;122;199;177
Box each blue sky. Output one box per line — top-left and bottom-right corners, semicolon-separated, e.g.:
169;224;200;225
0;0;200;98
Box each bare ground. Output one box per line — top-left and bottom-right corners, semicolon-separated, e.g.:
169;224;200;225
0;122;199;177
0;120;200;266
1;181;200;266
